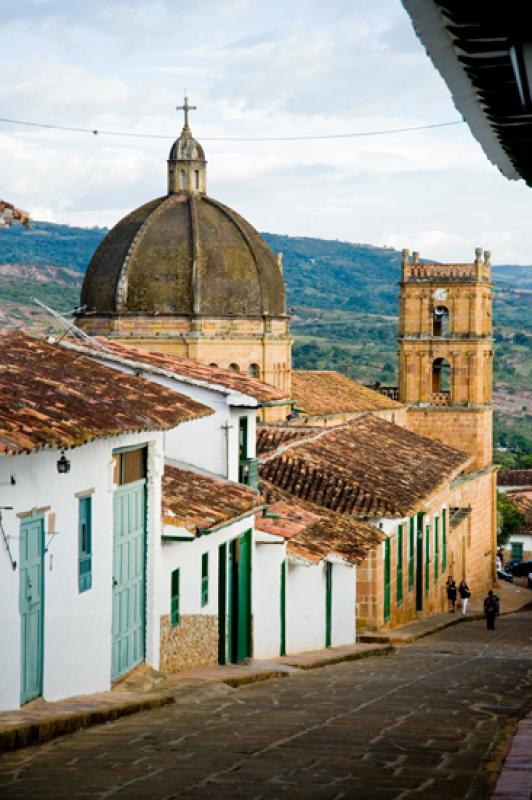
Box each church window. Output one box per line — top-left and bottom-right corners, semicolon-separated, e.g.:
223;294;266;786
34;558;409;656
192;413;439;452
201;553;209;607
194;170;200;190
78;496;92;593
433;306;449;336
248;363;260;379
431;358;450;395
229;363;240;373
179;169;186;190
170;568;180;626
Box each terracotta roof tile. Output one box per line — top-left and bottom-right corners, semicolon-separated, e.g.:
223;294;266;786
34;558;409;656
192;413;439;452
162;464;264;532
292;370;401;415
0;333;212;455
256;426;318;456
498;470;532;488
255;498;383;564
66;338;289;404
259;414;470;517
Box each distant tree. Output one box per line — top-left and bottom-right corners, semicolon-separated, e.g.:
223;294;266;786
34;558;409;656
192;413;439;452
497;492;526;546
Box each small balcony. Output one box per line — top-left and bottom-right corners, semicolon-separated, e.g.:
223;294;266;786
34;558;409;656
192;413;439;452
239;457;259;489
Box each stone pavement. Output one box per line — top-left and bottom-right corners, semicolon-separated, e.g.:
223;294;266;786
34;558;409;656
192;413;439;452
359;580;531;644
491;711;532;800
0;609;531;799
0;643;391;754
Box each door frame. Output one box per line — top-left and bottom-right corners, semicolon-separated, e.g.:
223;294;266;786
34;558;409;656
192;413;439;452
383;538;391;623
325;561;333;647
415;512;425;612
19;513;45;705
280;559;286;656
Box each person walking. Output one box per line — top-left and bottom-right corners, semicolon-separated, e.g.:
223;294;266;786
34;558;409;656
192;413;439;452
484;589;498;630
458;579;471;615
446;576;457;613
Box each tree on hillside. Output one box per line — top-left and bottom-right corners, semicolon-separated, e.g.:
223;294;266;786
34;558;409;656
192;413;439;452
497;492;526;546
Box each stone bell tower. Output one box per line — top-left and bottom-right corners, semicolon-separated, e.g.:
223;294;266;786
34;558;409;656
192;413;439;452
398;248;493;472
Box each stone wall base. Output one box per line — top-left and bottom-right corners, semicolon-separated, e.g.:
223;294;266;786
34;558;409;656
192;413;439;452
160;614;218;672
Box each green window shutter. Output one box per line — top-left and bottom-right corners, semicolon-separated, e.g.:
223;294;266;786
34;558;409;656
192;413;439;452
408;517;415;590
434;517;439;583
397;525;404;604
442;509;447;572
201;552;209;607
170;568;180;626
425;525;430;594
511;541;523;560
78;496;92;593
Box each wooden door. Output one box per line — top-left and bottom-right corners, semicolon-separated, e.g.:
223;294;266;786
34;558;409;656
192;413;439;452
325;562;333;646
19;517;44;704
112;479;146;679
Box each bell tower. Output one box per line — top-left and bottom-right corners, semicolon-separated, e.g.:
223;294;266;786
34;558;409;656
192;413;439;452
398;247;493;471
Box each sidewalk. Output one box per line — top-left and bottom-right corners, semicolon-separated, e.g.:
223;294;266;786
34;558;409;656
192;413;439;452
0;641;391;754
359;581;532;645
491;711;532;800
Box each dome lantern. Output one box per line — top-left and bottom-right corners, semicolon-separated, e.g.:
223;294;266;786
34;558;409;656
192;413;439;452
167;95;207;195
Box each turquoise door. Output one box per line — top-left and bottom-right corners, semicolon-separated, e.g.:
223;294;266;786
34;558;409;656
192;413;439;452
112;479;146;679
19;517;44;705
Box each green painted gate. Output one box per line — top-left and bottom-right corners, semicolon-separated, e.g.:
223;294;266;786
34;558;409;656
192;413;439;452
19;516;44;705
415;513;424;612
325;562;333;647
112;480;146;679
280;560;286;656
383;539;391;622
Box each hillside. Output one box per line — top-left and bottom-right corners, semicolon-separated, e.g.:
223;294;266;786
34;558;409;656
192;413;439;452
0;221;530;459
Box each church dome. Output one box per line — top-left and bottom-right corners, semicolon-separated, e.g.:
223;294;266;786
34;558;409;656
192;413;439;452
80;192;286;316
80;97;285;318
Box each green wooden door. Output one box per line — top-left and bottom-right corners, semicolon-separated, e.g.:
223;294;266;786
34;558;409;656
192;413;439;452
280;560;286;656
384;539;391;622
112;480;146;679
425;524;430;594
325;562;333;647
416;513;424;611
218;542;227;665
227;531;252;663
19;516;44;705
237;530;252;662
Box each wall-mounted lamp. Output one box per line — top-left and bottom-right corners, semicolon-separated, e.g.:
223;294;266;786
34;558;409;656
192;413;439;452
57;451;71;474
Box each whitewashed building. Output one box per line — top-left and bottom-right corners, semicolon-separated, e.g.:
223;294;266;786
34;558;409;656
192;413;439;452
0;333;211;711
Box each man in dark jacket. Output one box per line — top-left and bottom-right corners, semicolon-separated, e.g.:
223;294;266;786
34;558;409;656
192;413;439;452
484;590;498;630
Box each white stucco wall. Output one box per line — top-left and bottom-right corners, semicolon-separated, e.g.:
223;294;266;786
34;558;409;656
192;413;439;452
89;356;257;482
286;561;326;653
158;516;255;621
252;540;285;659
330;563;356;647
0;430;164;711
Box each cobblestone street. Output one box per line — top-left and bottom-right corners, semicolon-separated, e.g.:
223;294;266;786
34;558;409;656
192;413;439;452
1;610;531;800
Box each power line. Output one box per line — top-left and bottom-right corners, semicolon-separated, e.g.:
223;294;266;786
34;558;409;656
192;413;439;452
0;115;464;142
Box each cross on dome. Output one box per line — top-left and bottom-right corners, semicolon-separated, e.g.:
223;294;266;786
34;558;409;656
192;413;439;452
176;95;197;131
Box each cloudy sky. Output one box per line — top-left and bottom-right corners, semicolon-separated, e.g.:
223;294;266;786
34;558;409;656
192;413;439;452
2;0;532;263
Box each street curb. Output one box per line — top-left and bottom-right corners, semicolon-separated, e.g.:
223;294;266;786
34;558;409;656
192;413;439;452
0;692;175;755
281;644;394;670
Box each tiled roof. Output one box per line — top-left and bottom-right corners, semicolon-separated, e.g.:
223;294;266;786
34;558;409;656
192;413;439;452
255;498;383;565
498;470;532;488
506;490;532;531
292;370;401;415
256;426;318;456
0;333;212;455
259;414;470;517
162;465;264;533
63;338;289;404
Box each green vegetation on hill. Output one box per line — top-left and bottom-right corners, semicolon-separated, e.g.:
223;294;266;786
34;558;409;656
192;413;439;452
1;222;530;458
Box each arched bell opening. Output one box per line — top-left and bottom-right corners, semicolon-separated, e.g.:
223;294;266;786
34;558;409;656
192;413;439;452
432;305;449;337
228;363;240;373
432;357;451;405
248;363;260;379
